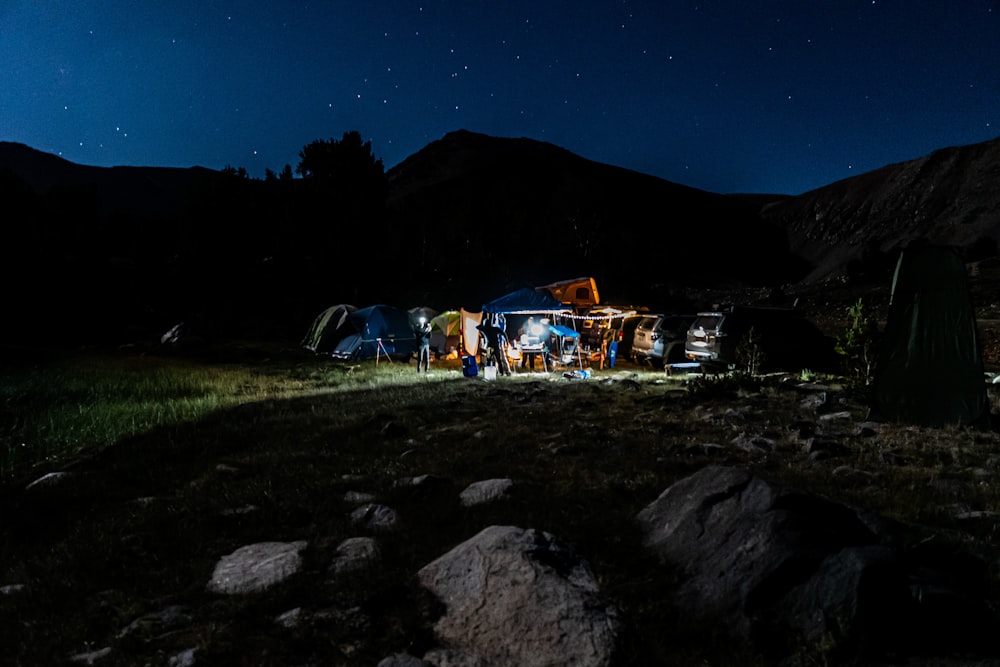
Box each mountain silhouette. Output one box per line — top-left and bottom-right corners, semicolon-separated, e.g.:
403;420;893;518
760;135;1000;283
2;131;999;345
385;130;800;307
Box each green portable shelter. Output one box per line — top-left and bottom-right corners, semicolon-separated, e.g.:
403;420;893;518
870;245;989;427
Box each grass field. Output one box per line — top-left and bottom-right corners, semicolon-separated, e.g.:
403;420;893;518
2;342;999;665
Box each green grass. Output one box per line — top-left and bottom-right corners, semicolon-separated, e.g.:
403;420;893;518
1;343;998;665
0;346;463;480
1;352;281;478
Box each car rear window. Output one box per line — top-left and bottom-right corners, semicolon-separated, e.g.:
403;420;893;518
691;316;721;331
636;317;660;332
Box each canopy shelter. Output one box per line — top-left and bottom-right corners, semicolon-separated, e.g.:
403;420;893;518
481;288;567;314
869;245;989;427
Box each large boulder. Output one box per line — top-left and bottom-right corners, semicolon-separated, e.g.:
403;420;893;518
417;525;620;666
637;466;1000;662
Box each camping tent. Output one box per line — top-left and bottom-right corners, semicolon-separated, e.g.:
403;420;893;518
482;288;567;314
429;310;461;355
870;245;989;427
326;304;418;360
301;304;357;352
539;277;600;310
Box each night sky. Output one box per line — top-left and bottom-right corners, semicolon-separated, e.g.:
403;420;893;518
2;1;997;195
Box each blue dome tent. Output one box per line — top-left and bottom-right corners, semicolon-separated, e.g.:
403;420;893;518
305;304;418;361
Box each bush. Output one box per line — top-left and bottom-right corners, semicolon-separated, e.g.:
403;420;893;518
835;298;879;390
734;326;765;376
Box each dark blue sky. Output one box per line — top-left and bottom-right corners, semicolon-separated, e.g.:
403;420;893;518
2;1;997;195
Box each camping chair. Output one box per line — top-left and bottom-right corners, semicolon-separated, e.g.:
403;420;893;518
548;333;580;371
507;343;523;368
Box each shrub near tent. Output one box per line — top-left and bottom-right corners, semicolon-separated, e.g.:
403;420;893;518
869;245;989;427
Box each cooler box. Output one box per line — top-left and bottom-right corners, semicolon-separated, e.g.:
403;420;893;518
483;365;498;381
462;355;479;377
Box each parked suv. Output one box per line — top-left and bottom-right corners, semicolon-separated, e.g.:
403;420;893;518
630;314;695;364
685;306;836;372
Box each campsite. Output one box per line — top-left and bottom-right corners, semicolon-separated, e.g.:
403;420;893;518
4;261;1000;665
6;132;1000;664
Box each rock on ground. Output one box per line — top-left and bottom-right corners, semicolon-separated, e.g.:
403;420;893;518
417;524;620;667
458;478;513;506
637;465;1000;662
207;540;308;595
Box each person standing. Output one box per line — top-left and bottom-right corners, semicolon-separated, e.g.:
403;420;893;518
519;316;536;370
477;317;512;376
415;317;432;373
539;318;552;372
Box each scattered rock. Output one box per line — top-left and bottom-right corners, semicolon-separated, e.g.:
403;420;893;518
723;405;753;424
799;391;828;410
330;536;380;574
377;653;432;667
615;378;642;390
275;607;303;628
68;646;111;664
459;478;514;506
220;504;258;516
417;473;449;487
417;525;620;667
396;474;449;489
637;465;1000;662
730;434;775;454
803;437;851;459
344;490;376;504
350;503;398;531
25;471;72;490
117;604;192;639
950;505;1000;521
207;540;308;595
168;648;197;667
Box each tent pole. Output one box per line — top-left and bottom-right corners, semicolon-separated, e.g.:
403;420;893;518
376;338;393;365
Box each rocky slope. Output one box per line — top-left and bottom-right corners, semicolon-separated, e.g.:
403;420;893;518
761;136;1000;283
